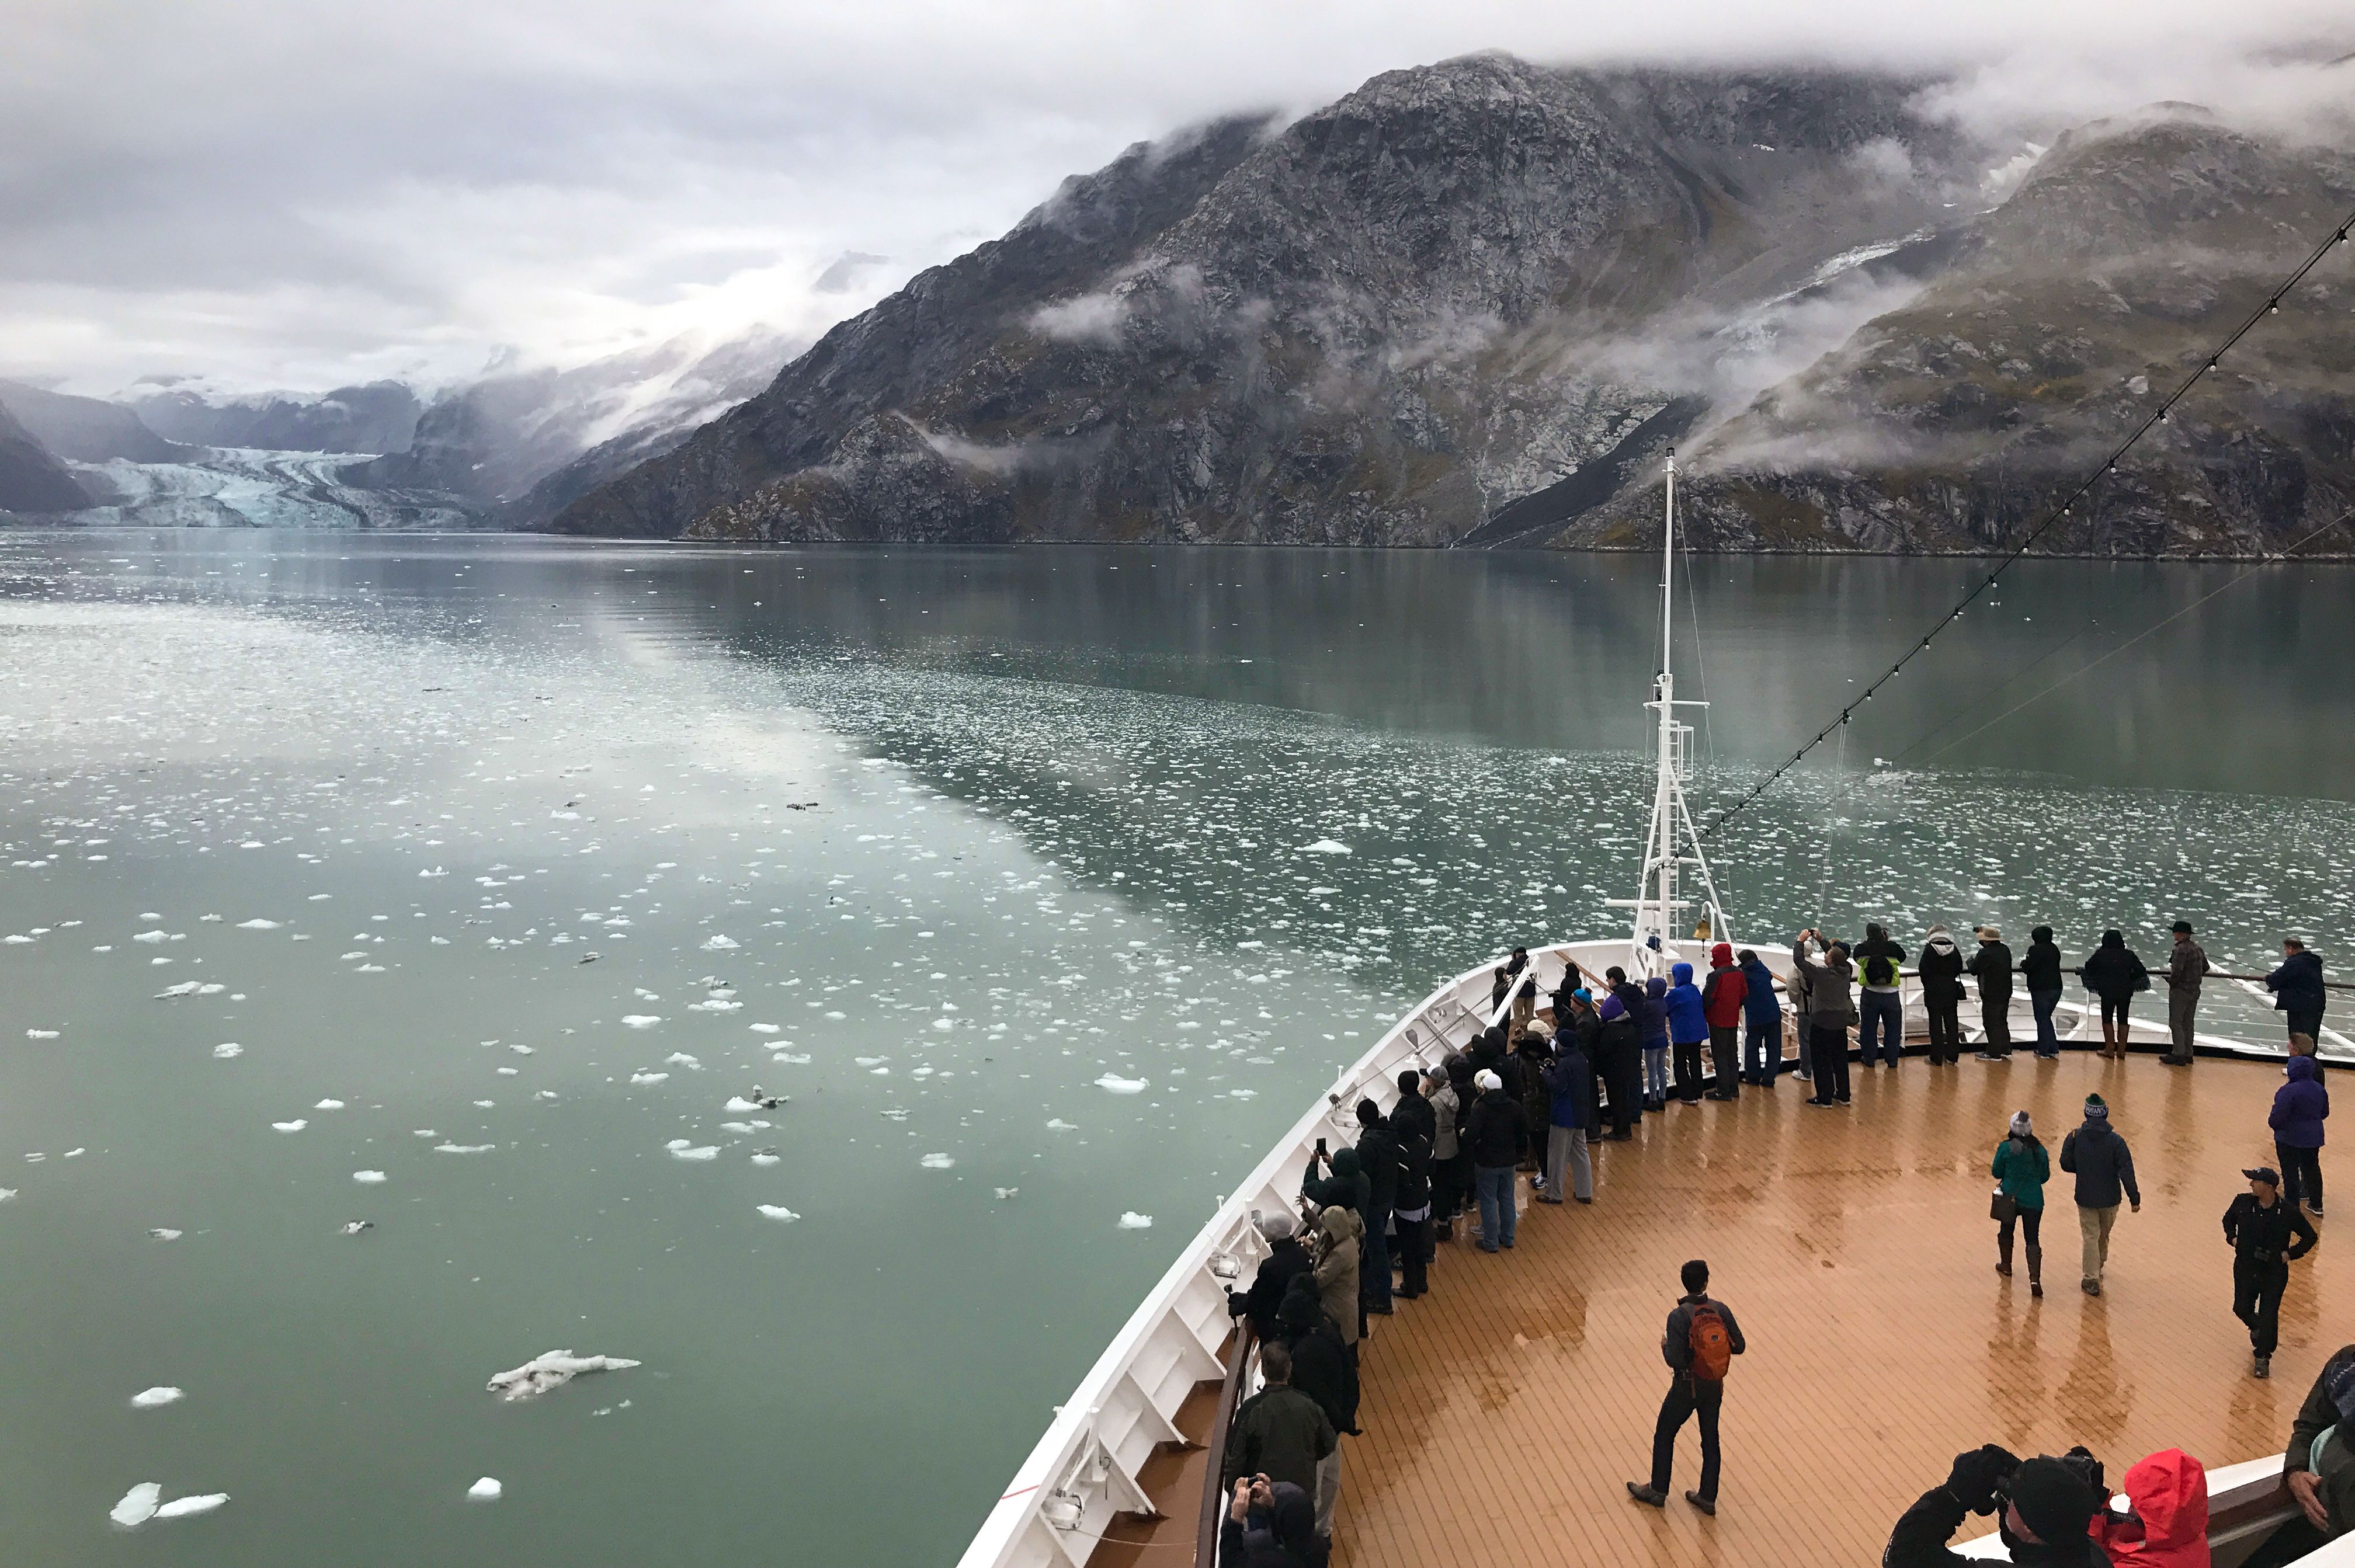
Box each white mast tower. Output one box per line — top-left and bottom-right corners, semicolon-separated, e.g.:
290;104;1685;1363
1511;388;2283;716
1607;450;1732;977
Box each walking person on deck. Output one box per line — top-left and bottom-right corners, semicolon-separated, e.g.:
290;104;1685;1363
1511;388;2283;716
2270;1055;2329;1218
2164;922;2210;1066
1970;926;2017;1061
1792;930;1856;1108
2061;1093;2141;1296
1463;1068;1527;1253
2080;930;2152;1061
1920;924;1967;1066
1667;961;1709;1105
2225;1164;2317;1380
1640;975;1672;1112
1540;1024;1595;1204
2269;939;2329;1049
2023;926;2066;1059
1992;1111;2051;1298
1854;923;1908;1069
1701;943;1746;1099
1627;1258;1745;1517
1738;948;1781;1086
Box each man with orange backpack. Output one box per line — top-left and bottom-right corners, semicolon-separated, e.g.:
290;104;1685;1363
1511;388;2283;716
1628;1258;1746;1515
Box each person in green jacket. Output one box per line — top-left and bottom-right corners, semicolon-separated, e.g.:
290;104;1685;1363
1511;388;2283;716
1221;1340;1338;1498
1992;1110;2051;1298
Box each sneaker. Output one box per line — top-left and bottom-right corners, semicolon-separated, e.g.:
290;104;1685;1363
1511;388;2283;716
2082;1278;2102;1296
1625;1483;1668;1508
1974;1052;2005;1062
2311;1204;2325;1218
1684;1491;1717;1517
2256;1355;2271;1379
2030;1280;2043;1298
1807;1098;1836;1108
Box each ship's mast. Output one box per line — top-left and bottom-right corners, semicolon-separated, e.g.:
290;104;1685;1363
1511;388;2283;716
1607;450;1732;977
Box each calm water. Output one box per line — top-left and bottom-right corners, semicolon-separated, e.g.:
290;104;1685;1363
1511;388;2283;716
1;531;2349;1567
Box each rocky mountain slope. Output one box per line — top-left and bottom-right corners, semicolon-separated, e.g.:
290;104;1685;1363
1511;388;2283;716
557;58;1977;544
1556;110;2355;555
126;380;422;454
553;54;2354;557
0;402;93;513
0;379;184;463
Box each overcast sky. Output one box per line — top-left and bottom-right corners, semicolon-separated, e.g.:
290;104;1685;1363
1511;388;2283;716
4;0;2346;395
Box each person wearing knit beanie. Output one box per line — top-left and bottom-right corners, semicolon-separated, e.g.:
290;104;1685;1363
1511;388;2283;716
2061;1093;2140;1295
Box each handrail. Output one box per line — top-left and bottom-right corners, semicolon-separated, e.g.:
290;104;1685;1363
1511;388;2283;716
1193;1329;1255;1568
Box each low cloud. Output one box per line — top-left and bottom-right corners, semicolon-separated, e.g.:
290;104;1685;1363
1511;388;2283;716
1028;291;1130;344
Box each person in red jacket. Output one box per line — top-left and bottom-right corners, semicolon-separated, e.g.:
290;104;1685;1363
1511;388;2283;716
2094;1448;2210;1568
1699;943;1749;1103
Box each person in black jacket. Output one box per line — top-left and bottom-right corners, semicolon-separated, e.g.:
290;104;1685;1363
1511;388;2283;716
1463;1069;1527;1253
2226;1165;2318;1379
1220;1475;1317;1568
1918;925;1966;1066
1883;1446;2107;1567
2079;930;2151;1061
1968;926;2016;1060
1626;1259;1745;1515
2022;926;2066;1058
1389;1068;1436;1150
1274;1275;1357;1543
1350;1100;1399;1316
1231;1211;1314;1344
2269;938;2329;1044
1595;993;1641;1141
1853;923;1908;1069
1390;1124;1433;1299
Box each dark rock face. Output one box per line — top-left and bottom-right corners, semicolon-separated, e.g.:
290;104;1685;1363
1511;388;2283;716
1554;114;2355;557
558;58;1971;546
0;402;95;514
0;380;183;463
129;381;422;454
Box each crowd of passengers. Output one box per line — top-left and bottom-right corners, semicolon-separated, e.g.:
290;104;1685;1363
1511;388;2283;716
1213;926;2336;1568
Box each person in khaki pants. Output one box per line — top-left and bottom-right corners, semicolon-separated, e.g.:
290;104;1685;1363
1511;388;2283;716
2059;1093;2141;1295
2165;920;2209;1065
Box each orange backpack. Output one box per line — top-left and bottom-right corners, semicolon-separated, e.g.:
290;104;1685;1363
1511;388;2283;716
1688;1303;1734;1381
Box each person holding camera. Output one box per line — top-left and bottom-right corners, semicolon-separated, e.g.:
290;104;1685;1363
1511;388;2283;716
1884;1444;2106;1566
1220;1473;1318;1568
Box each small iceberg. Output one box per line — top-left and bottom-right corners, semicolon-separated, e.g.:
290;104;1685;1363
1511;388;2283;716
467;1476;503;1501
1119;1212;1154;1229
755;1204;801;1222
352;1170;386;1184
621;1015;662;1030
111;1483;161;1527
700;934;739;951
211;1042;243;1059
236;919;282;930
919;1152;956;1170
629;1071;669;1085
669;1145;718;1162
272;1120;307;1133
130;1387;185;1409
1301;839;1352;854
434;1143;495;1155
155;1494;227;1520
485;1350;640;1402
1095;1074;1148;1094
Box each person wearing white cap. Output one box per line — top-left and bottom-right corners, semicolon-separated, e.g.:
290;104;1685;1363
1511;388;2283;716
1462;1068;1528;1253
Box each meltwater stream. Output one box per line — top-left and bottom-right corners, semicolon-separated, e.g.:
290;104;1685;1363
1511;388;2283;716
0;531;2349;1567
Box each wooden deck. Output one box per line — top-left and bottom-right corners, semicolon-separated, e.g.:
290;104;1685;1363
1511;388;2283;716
1323;1051;2335;1568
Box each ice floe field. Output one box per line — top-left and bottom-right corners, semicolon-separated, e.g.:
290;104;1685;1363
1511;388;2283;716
0;531;2347;1566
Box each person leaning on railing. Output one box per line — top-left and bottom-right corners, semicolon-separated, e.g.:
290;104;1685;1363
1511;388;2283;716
2243;1348;2355;1567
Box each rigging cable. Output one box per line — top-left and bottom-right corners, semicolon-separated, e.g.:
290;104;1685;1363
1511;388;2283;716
1693;203;2355;845
1909;506;2354;766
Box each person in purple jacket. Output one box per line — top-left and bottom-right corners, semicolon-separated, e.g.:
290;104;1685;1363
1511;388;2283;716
1666;961;1710;1105
2272;1054;2330;1217
1641;975;1671;1112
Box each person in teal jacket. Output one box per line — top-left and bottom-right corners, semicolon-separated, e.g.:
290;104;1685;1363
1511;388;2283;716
1992;1110;2051;1297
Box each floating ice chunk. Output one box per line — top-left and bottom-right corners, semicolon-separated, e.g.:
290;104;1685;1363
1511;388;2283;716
341;1220;373;1235
473;1099;494;1108
1047;1118;1078;1131
629;1072;669;1085
720;1121;755;1134
621;1015;662;1030
314;1098;345;1111
0;1188;15;1201
155;982;202;999
467;1477;503;1501
919;1152;956;1169
63;1148;84;1159
419;867;446;878
148;1228;182;1241
131;1387;185;1409
272;1120;307;1133
670;1145;718;1162
700;934;739;951
1119;1212;1154;1229
723;1097;759;1112
485;1350;640;1402
236;919;281;930
1301;839;1352;854
211;1043;242;1059
750;1153;780;1167
931;1018;954;1032
352;1170;386;1184
689;999;741;1012
663;1052;700;1068
749;1023;780;1034
1095;1074;1148;1094
755;1204;801;1222
111;1483;161;1527
995;1187;1019;1200
133;930;172;944
435;1143;495;1155
154;1493;227;1519
25;1028;58;1039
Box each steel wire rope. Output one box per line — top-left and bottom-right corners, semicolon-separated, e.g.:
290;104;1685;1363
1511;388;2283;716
1679;506;1714;760
1693;203;2355;844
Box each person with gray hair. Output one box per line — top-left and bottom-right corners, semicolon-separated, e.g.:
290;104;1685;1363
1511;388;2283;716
1229;1209;1314;1344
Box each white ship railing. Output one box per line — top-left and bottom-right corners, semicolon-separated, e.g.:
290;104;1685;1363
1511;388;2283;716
954;938;2326;1568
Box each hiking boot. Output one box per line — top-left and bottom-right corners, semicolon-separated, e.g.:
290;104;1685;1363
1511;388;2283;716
1625;1483;1668;1508
1684;1491;1717;1516
2082;1278;2101;1296
2256;1355;2271;1379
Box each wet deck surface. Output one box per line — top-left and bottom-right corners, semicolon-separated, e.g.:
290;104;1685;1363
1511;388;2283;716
1333;1052;2336;1568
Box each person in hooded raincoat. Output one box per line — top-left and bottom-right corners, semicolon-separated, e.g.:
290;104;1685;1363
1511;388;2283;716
1700;943;1748;1098
1641;976;1672;1111
1666;961;1709;1105
1919;924;1967;1066
2093;1449;2211;1568
2080;930;2152;1060
1737;948;1782;1084
2271;1055;2330;1217
1309;1202;1363;1351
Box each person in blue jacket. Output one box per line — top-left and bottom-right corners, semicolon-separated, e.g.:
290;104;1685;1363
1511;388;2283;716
1666;961;1710;1105
1641;976;1671;1112
1738;949;1783;1085
2272;1054;2330;1216
2268;938;2328;1047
